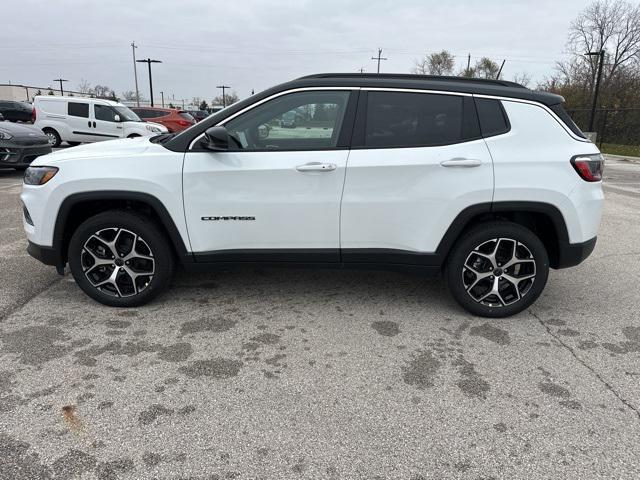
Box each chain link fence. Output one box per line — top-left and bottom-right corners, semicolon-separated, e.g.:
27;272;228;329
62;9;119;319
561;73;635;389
566;107;640;156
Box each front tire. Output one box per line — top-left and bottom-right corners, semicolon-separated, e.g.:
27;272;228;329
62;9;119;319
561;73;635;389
445;221;549;318
68;210;175;307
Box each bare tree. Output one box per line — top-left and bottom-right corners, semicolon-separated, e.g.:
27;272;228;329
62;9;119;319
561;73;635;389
412;50;455;75
212;91;239;106
121;90;146;102
474;58;501;79
512;72;532;87
567;0;640;84
77;78;91;94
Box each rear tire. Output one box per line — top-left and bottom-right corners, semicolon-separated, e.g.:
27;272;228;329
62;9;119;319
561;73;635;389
42;128;61;147
67;141;81;147
445;221;549;318
68;210;175;307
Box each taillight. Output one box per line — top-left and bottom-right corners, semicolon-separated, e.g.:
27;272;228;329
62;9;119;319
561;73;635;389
177;119;192;126
31;108;36;123
571;154;604;182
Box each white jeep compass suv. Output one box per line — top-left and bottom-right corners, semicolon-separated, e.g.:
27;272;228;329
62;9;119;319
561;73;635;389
21;74;604;317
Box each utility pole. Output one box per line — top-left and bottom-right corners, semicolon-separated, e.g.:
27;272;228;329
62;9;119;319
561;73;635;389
160;91;164;108
217;85;230;107
358;67;365;73
371;48;387;74
131;42;140;107
496;59;506;79
467;54;471;72
53;78;68;96
136;58;162;107
586;49;605;133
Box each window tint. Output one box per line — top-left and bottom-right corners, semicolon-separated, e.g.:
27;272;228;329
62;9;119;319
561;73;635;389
224;91;350;151
475;98;510;137
179;112;195;122
68;102;89;118
365;92;468;148
94;104;118;122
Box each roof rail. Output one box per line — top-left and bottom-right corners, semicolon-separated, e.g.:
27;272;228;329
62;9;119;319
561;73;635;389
298;73;528;89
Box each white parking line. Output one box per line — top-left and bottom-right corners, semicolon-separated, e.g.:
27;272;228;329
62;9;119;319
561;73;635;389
0;182;22;190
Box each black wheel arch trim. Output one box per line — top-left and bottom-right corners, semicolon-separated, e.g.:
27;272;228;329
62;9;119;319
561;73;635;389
49;191;192;267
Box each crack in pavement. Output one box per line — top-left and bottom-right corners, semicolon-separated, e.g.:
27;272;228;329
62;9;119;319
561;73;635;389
530;309;640;421
0;275;62;323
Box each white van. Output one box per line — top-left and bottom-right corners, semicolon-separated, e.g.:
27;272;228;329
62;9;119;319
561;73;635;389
33;96;168;147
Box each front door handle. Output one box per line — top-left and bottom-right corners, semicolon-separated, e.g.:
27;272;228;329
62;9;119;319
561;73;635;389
440;158;482;168
296;162;337;172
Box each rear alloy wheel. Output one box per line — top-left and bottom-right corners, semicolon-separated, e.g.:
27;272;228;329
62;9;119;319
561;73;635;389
446;222;549;318
68;211;174;307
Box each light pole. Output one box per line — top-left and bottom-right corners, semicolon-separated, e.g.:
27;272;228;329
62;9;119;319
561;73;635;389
217;85;230;107
586;50;605;133
131;42;140;107
160;91;164;108
53;78;68;96
136;58;162;107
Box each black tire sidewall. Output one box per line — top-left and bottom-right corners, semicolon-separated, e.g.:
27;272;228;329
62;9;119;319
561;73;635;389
446;222;549;318
68;211;174;307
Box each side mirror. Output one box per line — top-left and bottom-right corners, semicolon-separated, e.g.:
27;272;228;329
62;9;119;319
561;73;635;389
114;114;121;122
201;126;230;151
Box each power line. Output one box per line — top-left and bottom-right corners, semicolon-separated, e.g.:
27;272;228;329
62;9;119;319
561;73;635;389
371;48;387;74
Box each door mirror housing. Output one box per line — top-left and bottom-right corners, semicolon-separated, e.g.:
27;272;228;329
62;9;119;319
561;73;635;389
201;126;230;151
114;114;121;122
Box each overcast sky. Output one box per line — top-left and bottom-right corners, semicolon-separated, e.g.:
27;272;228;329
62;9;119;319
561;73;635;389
1;0;590;104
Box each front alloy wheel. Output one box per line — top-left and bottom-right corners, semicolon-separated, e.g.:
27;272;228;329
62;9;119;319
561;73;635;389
68;210;174;307
446;222;549;318
81;228;155;297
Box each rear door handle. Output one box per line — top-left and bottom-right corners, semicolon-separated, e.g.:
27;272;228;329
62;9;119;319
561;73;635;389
440;158;482;168
296;162;337;172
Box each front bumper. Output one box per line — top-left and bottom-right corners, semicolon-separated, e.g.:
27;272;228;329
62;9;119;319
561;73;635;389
27;241;62;267
555;236;597;269
0;144;52;167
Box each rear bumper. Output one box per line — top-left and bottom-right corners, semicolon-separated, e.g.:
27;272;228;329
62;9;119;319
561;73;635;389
555;236;597;269
27;241;62;267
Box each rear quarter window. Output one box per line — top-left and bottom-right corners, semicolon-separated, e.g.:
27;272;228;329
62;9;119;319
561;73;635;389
474;98;510;137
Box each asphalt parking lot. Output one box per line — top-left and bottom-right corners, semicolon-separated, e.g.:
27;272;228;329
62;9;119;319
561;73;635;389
1;157;639;480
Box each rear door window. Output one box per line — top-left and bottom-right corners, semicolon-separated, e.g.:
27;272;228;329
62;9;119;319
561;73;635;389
68;102;89;118
363;91;477;148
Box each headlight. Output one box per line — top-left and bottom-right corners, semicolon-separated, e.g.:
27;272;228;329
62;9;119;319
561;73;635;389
0;130;13;140
146;125;161;133
24;166;58;185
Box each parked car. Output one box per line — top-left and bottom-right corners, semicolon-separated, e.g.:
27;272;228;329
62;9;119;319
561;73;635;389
22;73;603;317
0;100;33;123
0;122;51;170
280;111;297;128
131;107;196;132
187;110;209;122
32;96;168;147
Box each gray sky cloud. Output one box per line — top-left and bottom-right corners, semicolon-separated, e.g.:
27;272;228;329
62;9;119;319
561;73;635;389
1;0;589;103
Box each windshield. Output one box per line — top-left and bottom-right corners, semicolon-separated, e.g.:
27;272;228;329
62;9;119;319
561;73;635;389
113;106;141;122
